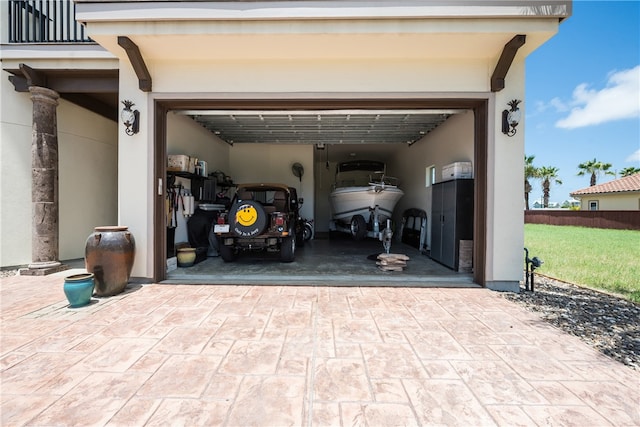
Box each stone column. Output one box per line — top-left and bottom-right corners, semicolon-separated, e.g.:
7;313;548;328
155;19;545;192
21;86;69;275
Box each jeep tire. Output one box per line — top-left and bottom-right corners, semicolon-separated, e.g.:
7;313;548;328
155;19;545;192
228;200;267;237
219;244;238;262
280;235;296;262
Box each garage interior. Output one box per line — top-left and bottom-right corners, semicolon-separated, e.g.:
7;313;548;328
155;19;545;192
161;101;479;286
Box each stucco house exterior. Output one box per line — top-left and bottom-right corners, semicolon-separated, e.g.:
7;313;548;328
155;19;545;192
570;174;640;211
1;1;572;292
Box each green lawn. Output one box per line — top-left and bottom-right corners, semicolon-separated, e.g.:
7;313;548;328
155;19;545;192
524;224;640;302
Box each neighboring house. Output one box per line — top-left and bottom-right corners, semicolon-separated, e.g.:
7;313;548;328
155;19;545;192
1;1;572;292
571;174;640;211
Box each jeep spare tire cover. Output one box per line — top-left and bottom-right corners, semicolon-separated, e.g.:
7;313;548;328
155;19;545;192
229;200;267;237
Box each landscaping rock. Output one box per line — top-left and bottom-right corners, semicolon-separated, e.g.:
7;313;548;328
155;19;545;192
502;275;640;371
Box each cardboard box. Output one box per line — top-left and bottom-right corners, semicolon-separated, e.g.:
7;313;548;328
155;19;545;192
442;162;472;181
166;256;177;272
458;240;473;273
168;155;190;172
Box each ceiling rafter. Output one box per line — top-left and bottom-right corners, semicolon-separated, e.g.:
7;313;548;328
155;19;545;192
187;110;460;146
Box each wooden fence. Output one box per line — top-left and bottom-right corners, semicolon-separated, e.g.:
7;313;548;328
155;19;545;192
525;210;640;230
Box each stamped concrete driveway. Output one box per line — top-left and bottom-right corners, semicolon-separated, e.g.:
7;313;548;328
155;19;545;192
1;270;639;426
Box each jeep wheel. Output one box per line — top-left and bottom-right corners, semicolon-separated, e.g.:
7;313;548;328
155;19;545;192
350;215;367;241
228;200;267;237
219;244;238;262
296;226;305;248
280;235;295;262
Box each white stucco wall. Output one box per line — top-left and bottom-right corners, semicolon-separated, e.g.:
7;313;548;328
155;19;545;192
390;111;476;248
0;74;33;267
488;59;526;290
116;65;153;278
229;144;314;221
58;100;118;260
0;72;118;267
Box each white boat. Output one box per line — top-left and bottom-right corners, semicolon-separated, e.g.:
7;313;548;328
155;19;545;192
329;160;404;239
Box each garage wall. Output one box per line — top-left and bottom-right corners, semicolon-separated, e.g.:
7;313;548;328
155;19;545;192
390;111;475;249
167;112;231;244
229;144;314;220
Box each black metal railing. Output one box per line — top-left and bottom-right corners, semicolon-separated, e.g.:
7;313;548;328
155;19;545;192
8;0;92;43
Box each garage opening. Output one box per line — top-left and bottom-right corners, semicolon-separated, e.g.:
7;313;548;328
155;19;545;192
154;98;488;286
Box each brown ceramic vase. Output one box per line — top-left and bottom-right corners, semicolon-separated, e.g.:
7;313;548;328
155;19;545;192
85;226;135;296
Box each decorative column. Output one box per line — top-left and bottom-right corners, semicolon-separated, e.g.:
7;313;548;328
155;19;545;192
20;86;69;276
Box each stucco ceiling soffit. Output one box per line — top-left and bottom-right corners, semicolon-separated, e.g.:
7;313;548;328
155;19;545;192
118;36;152;92
490;34;525;92
5;66;119;121
6;66;119;93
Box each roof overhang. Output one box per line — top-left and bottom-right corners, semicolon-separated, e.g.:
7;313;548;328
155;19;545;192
74;1;572;22
75;1;570;63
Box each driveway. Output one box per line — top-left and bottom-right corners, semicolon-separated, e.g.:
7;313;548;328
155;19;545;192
1;270;638;426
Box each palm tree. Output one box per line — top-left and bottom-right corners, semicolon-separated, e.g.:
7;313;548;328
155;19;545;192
620;166;640;177
538;166;562;208
577;158;615;186
524;155;539;210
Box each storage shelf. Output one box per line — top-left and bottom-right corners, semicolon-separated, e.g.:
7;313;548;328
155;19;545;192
167;171;203;180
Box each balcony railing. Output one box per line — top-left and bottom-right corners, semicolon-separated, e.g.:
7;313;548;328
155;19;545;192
8;0;92;43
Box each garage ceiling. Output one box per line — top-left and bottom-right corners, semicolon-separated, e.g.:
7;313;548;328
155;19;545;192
182;109;461;146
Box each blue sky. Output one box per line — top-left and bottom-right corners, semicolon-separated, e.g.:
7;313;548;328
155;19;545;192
525;0;640;204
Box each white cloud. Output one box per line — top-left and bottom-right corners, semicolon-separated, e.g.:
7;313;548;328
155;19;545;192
549;97;569;112
626;149;640;163
555;65;640;129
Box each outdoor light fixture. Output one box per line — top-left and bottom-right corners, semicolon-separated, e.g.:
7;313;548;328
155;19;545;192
121;100;139;135
524;247;544;292
502;99;521;137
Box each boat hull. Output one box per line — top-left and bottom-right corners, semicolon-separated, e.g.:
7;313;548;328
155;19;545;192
330;185;404;225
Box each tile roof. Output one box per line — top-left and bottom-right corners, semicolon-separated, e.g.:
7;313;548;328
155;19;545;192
570;173;640;196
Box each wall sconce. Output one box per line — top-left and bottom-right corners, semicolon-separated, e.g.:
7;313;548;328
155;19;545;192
121;100;139;135
502;99;521;137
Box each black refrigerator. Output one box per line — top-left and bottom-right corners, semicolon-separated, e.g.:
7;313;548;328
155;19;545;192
430;179;474;270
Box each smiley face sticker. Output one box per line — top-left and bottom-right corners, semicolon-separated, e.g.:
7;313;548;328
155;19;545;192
236;204;257;226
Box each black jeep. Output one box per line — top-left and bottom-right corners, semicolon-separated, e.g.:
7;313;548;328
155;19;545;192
213;183;304;262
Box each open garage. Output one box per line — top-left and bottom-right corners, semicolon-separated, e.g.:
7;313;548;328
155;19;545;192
157;98;485;285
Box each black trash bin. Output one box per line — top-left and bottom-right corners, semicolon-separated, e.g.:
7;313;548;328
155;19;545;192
188;204;225;257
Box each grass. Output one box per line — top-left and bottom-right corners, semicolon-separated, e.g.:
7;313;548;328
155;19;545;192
524;224;640;303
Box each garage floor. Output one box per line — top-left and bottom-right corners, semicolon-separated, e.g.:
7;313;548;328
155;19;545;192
164;235;476;287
